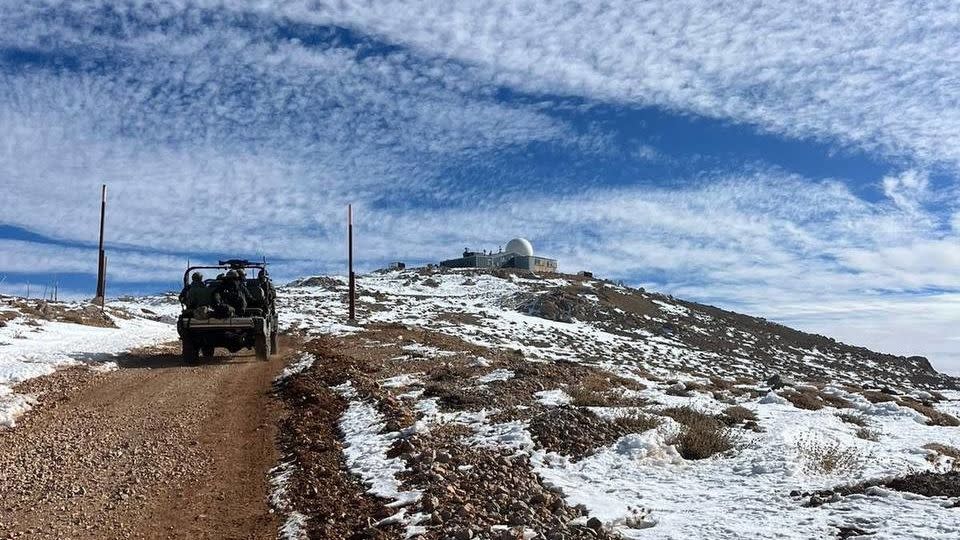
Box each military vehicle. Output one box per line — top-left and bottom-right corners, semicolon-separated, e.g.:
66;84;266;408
176;259;278;363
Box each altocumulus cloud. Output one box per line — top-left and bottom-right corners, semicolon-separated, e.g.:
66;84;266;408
1;1;959;373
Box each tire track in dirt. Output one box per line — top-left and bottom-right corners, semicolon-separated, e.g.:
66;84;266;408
0;337;298;539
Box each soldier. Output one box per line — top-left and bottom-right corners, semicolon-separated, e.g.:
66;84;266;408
236;268;252;304
257;268;276;304
180;272;213;311
213;269;249;317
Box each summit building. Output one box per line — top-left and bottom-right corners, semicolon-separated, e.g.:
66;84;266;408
439;238;558;273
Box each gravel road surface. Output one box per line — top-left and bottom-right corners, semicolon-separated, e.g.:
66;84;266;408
0;340;292;539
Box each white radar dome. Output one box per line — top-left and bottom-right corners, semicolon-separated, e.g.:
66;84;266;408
505;238;534;257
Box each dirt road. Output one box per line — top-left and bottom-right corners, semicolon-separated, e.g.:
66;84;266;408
0;340;294;539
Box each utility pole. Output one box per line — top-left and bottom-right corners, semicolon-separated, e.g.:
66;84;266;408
348;204;356;322
102;256;108;311
95;184;107;309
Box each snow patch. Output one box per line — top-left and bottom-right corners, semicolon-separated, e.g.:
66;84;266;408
476;368;515;384
335;383;422;508
534;389;572;407
0;307;175;429
276;353;316;382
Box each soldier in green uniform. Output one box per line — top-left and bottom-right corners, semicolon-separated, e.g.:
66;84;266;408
257;269;276;304
213;270;250;317
179;272;214;312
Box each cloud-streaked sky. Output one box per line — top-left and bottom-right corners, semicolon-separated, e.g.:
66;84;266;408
2;1;959;374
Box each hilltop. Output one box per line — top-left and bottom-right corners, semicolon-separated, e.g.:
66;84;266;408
284;268;955;392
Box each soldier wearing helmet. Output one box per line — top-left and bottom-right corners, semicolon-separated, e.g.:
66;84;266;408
213;269;250;317
257;268;276;304
180;272;213;312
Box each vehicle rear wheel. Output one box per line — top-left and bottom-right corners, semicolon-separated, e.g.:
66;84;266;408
254;333;270;361
202;345;215;359
182;338;200;364
269;329;279;356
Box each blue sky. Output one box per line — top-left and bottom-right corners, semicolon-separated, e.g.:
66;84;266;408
2;1;960;374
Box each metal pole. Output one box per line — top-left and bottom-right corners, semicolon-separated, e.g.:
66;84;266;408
101;255;107;311
348;204;355;321
96;184;107;302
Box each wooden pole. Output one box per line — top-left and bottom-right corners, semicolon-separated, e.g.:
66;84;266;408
95;184;107;303
348;204;355;321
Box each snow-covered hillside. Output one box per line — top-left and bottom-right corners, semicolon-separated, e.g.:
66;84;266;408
283;268;954;392
272;268;960;540
0;295;176;427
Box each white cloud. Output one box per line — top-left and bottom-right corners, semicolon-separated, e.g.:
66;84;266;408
272;0;960;167
882;169;930;216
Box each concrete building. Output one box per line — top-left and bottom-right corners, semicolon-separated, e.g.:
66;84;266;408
440;237;558;272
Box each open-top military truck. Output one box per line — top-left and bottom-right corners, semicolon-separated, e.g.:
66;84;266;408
176;259;278;363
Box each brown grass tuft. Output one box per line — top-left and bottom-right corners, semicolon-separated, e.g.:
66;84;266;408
566;372;646;407
661;405;713;426
780;389;824;411
818;391;854;409
922;443;960;471
669;416;737;460
898;398;960;427
836;412;868;427
862;390;897;404
796;435;863;475
721;405;757;426
922;443;960;460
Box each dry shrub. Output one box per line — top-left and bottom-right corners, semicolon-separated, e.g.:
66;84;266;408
669;416;737;460
898;398;960;427
795;435;862;475
661;379;706;397
611;412;661;434
660;406;738;460
780;389;824;411
855;428;880;441
862;390;897;403
707;376;736;392
818;391;853;409
922;443;960;471
836;412;868;427
567;373;645;407
566;386;605;406
721;405;757;425
923;443;960;459
661;405;713;426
